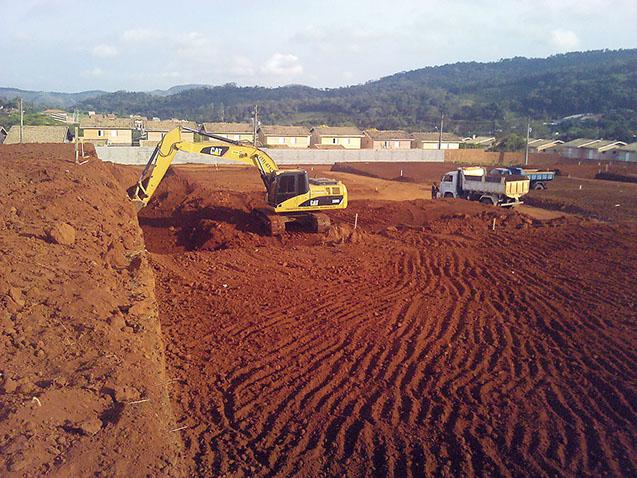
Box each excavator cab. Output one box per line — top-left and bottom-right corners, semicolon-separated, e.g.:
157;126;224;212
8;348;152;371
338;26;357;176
269;170;309;206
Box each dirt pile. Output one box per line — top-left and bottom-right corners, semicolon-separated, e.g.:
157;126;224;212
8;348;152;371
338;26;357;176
140;166;637;477
0;145;184;476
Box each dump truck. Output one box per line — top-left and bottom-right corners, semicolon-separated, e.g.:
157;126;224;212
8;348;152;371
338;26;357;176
437;167;529;207
490;167;556;190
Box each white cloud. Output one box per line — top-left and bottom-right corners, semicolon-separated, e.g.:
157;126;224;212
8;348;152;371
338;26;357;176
92;44;118;58
550;29;580;51
82;67;104;78
261;53;303;76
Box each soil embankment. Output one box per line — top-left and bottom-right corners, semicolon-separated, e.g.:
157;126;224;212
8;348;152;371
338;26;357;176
0;145;184;476
138;166;637;477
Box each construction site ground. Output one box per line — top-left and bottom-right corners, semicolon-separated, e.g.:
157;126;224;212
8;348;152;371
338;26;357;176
1;147;636;477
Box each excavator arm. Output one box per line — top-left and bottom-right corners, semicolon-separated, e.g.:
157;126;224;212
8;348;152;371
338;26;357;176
127;127;279;211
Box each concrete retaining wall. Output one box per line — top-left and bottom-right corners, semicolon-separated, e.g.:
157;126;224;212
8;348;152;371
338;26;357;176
96;146;444;165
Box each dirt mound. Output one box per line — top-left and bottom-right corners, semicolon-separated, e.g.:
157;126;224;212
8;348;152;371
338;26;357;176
0;145;184;476
135;165;637;477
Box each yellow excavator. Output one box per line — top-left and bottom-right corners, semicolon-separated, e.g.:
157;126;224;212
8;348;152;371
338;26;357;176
127;127;348;235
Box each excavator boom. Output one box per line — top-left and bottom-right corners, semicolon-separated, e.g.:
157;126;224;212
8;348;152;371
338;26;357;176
128;127;278;210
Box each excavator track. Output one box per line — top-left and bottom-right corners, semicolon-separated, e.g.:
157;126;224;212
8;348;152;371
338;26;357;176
252;208;286;236
310;213;331;233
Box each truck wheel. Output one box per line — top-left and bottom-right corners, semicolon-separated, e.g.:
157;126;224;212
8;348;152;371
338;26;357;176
444;192;454;198
480;197;493;205
533;183;545;190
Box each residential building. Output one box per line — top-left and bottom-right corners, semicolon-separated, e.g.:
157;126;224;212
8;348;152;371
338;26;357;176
612;143;637;162
361;129;414;149
556;138;600;159
557;138;626;160
258;125;311;148
80;116;135;146
310;126;364;149
579;140;627;160
0;126;7;144
4;125;71;144
411;132;462;150
527;138;564;153
203;122;254;143
462;136;496;149
142;120;197;146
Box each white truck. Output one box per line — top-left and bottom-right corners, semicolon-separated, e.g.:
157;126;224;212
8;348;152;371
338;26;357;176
437;167;530;207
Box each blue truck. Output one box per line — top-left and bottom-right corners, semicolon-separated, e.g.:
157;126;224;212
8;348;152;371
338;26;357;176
490;167;556;190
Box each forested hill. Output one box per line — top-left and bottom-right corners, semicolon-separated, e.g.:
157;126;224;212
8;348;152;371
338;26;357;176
77;49;637;137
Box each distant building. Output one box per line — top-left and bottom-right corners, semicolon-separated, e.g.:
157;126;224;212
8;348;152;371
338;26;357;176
462;136;496;149
4;125;71;144
527;138;564;153
612;142;637;162
142;120;197;146
258;125;311;148
411;132;462;150
362;129;414;149
80;116;135;146
0;126;7;144
557;138;626;160
43;109;69;123
310;126;364;149
203;122;254;143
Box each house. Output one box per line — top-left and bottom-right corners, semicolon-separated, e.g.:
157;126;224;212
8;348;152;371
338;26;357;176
462;136;496;149
310;126;364;149
4;125;71;144
203;122;254;143
361;129;414;149
0;126;7;144
258;125;311;148
411;132;462;150
556;138;626;160
527;138;564;153
578;140;627;160
555;138;600;159
79;116;135;146
612;143;637;162
142;120;197;146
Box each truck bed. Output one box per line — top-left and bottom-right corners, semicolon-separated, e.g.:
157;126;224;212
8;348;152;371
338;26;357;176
463;174;529;198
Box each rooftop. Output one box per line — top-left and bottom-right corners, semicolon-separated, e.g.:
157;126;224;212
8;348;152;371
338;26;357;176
144;120;197;132
311;126;364;137
580;140;627;151
203;122;253;134
558;138;600;148
364;129;413;141
80;116;135;129
259;125;311;136
4;125;70;144
411;132;462;142
462;136;496;144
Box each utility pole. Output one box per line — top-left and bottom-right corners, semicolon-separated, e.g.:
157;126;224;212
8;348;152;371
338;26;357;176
252;104;259;147
19;98;24;144
524;117;531;166
438;112;445;150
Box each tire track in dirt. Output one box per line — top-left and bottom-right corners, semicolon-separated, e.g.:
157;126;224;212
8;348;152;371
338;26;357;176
143;170;637;477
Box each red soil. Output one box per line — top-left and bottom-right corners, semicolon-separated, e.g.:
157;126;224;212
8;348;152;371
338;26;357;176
138;166;637;477
0;145;183;476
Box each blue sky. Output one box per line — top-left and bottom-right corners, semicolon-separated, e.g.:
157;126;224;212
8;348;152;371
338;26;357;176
1;0;635;92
